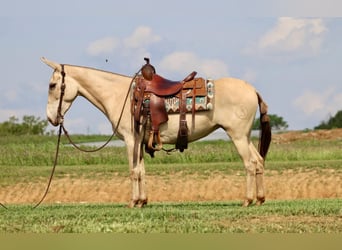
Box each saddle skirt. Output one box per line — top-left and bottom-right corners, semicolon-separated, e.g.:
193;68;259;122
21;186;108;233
165;78;214;114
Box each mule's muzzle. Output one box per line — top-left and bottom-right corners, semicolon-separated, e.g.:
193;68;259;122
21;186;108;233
48;116;63;127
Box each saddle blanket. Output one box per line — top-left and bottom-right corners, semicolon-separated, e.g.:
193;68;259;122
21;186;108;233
165;79;214;114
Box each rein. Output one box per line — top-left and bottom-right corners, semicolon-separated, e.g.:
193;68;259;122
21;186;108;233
32;64;140;208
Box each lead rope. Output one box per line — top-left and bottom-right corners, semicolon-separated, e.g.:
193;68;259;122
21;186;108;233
62;125;116;153
32;67;141;208
33;124;63;209
0;202;7;209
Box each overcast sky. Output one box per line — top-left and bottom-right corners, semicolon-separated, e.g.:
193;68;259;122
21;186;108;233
1;0;341;134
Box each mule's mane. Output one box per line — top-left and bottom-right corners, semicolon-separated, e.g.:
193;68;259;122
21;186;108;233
64;63;132;79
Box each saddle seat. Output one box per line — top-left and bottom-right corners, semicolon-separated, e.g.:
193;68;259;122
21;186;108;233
145;71;197;96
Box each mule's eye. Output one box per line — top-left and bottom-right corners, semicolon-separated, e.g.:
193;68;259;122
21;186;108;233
49;83;57;91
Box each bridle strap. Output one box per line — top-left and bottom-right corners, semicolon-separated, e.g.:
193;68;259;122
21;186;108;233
57;64;66;122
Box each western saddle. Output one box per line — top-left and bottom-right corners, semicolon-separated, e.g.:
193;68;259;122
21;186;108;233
132;58;205;162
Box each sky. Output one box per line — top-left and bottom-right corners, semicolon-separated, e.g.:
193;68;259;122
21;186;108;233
1;0;342;134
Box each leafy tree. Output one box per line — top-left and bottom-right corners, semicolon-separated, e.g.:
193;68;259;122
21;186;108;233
252;114;288;130
0;115;48;135
314;110;342;129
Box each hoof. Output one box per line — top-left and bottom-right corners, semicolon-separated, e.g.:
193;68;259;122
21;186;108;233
127;199;139;208
242;199;253;207
128;199;148;208
256;197;265;206
136;199;148;208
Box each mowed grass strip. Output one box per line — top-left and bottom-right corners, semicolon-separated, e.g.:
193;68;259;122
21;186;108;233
0;199;341;233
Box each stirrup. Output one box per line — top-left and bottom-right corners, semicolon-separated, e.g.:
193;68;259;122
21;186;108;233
147;130;163;151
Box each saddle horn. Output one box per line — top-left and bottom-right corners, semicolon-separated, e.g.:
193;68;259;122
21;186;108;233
141;57;156;81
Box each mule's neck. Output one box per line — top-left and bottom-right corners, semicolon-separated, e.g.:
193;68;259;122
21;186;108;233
66;65;132;124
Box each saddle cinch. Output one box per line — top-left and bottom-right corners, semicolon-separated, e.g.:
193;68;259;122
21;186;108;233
132;58;207;160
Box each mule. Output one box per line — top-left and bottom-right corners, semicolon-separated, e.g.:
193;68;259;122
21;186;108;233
42;57;271;207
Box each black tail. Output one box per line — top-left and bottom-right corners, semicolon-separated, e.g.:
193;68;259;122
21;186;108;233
256;92;272;159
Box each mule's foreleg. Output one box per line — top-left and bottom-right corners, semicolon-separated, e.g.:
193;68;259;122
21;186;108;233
137;158;148;207
127;141;142;208
129;166;148;208
129;167;141;208
127;141;148;208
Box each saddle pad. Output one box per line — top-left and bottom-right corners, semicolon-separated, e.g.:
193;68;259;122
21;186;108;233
165;79;214;113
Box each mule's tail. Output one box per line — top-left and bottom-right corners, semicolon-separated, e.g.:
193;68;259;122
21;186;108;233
256;92;271;159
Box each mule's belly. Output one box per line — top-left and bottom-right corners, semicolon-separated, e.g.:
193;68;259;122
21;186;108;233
156;111;218;144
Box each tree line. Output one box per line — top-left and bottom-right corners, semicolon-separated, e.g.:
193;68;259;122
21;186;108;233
314;110;342;129
252;110;342;131
0;111;341;136
0;115;48;136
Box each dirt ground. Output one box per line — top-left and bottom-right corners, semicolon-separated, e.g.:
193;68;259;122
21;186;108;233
2;169;342;204
272;128;342;143
1;129;342;205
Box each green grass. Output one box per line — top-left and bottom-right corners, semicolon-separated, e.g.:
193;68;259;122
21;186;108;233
1;134;342;233
1;199;341;233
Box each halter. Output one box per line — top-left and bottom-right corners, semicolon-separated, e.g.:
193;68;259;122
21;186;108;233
57;64;66;124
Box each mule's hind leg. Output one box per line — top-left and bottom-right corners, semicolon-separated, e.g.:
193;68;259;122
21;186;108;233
250;143;266;205
231;136;256;207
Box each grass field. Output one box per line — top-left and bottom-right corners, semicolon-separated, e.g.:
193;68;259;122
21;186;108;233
0;199;341;233
0;130;342;232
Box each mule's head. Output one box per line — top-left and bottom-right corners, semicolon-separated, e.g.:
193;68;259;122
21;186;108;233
41;57;78;126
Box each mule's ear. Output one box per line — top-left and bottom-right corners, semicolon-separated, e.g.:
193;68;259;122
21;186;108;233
41;57;62;71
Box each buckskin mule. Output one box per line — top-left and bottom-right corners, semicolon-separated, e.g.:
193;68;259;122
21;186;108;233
42;57;271;208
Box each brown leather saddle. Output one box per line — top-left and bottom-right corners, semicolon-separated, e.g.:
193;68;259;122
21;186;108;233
132;58;205;162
